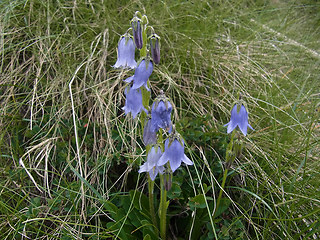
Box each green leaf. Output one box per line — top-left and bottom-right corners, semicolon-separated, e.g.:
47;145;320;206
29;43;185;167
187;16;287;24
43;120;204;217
129;190;150;215
143;234;151;240
214;198;231;218
103;200;118;219
189;194;212;211
167;182;182;199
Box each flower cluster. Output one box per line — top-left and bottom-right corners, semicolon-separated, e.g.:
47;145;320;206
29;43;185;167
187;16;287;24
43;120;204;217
113;12;192;181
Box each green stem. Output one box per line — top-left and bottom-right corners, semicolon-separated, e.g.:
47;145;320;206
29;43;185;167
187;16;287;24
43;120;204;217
213;130;236;218
213;168;228;218
159;175;167;239
148;177;158;232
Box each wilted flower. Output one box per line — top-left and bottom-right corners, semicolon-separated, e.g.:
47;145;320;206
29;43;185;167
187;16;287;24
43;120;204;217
113;35;137;69
150;92;172;132
143;118;157;146
224;103;253;136
157;134;193;173
150;34;160;64
139;146;164;181
124;59;153;91
131;17;143;49
122;86;147;119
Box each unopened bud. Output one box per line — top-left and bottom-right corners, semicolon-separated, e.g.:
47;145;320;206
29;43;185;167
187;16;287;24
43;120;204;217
131;17;143;49
150;34;160;64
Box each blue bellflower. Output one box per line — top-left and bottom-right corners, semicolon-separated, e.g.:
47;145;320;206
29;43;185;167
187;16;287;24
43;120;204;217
113;35;137;69
150;99;172;133
157;138;193;173
224;104;253;136
124;59;153;91
139;146;165;181
122;86;147;119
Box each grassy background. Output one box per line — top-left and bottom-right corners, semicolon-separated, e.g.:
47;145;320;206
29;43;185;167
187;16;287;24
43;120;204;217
0;0;319;239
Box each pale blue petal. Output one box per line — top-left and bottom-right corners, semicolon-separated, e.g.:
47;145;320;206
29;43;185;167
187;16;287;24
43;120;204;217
170;158;182;173
131;60;153;90
124;76;134;83
139;162;148;173
182;155;193;165
157;152;169;166
148;167;158;181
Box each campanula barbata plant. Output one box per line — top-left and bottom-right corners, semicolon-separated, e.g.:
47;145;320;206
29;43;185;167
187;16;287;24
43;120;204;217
113;11;192;239
213;99;254;220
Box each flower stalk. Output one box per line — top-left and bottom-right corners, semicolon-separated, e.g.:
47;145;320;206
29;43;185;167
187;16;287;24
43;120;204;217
213;130;235;218
159;174;167;240
148;176;158;233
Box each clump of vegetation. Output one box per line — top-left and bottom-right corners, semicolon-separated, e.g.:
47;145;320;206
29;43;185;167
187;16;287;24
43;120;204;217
0;0;319;239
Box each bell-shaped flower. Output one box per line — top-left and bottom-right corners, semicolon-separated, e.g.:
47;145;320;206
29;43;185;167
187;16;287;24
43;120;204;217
150;92;172;133
113;35;137;69
157;134;193;173
122;86;147;119
150;34;160;64
124;59;153;91
139;146;165;181
131;18;143;49
143;118;157;146
224;104;253;136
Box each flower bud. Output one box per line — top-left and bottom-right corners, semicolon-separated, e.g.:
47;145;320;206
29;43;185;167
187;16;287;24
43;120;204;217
131;17;143;49
150;34;160;64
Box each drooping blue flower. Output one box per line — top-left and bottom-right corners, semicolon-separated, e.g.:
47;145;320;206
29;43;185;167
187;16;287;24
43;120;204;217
143;118;157;146
124;59;153;91
224;104;253;136
113;35;137;69
139;146;165;181
131;18;143;49
150;34;160;64
122;86;147;119
150;95;172;133
157;137;193;173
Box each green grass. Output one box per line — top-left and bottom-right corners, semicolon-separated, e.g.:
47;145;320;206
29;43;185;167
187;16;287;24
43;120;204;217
0;0;319;239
